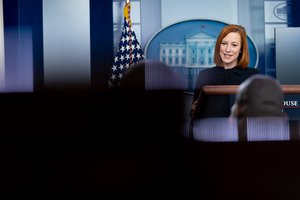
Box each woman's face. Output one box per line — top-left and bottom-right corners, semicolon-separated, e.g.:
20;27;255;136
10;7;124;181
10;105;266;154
219;32;241;69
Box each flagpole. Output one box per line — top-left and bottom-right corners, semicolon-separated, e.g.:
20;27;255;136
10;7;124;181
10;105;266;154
123;0;133;66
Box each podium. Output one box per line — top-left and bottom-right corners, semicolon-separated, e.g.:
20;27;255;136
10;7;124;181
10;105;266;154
201;84;300;121
203;85;300;95
190;85;300;141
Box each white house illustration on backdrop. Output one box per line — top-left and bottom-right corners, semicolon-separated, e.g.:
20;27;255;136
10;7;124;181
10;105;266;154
159;31;216;68
146;20;258;92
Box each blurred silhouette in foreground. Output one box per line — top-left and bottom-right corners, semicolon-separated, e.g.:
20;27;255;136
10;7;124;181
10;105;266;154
230;74;288;141
114;60;190;198
119;60;187;142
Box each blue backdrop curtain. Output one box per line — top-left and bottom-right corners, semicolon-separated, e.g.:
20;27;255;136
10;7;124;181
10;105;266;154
291;0;300;27
3;0;113;91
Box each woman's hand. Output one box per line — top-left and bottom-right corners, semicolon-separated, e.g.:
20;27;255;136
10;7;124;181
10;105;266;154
191;100;198;112
190;100;199;118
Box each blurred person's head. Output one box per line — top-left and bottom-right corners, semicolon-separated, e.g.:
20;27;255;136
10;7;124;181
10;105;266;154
119;60;187;90
214;24;249;69
231;74;285;118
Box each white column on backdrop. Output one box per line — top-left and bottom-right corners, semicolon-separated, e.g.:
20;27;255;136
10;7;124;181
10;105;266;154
43;0;91;88
161;0;238;26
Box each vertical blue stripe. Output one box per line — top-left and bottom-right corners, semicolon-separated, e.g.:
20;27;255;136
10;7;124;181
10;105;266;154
19;0;44;91
90;0;113;90
291;0;300;26
3;0;42;92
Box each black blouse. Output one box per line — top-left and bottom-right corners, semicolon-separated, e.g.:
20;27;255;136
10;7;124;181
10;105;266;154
191;66;259;119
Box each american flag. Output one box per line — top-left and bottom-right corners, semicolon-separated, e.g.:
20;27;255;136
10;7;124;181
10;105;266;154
109;3;144;87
